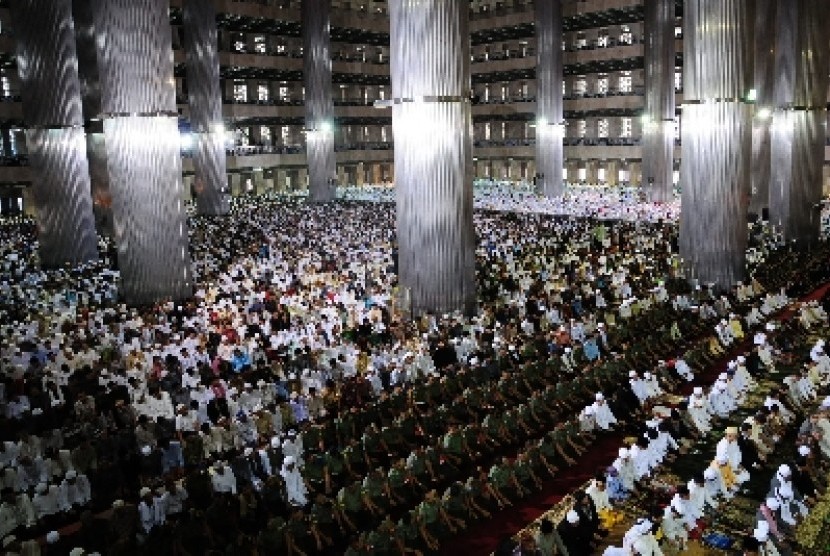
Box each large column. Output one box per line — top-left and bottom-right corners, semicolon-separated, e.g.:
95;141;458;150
183;0;229;216
93;0;192;304
642;0;676;203
390;0;475;316
679;0;753;289
749;0;776;217
11;0;98;267
72;0;113;237
534;0;564;198
302;0;336;202
768;0;830;249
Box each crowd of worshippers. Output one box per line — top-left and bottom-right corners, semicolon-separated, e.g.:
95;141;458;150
504;282;830;556
0;198;828;555
339;185;681;224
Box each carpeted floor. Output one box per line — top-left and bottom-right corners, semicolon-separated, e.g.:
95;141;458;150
440;282;830;555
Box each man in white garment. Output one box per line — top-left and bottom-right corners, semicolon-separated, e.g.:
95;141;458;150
586;474;612;513
715;427;749;485
688;387;714;434
591;393;618;430
688;473;718;517
629;371;649;404
281;456;308;507
612;448;637;493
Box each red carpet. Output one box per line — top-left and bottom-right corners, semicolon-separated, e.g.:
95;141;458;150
440;282;830;555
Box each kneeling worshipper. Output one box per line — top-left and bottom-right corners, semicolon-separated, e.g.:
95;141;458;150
688;387;714;434
586;474;624;529
612;448;637;495
660;503;688;552
752;522;783;556
709;376;738;418
605;466;629;503
558;509;590;556
770;479;808;530
757;496;796;548
688;472;718;518
591;393;618;431
716;426;751;485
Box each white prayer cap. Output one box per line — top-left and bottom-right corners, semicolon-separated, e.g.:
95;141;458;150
564;347;572;353
584;407;594;416
693;387;704;395
595;392;604;401
141;445;152;456
703;468;718;480
65;470;77;480
69;548;85;556
139;487;151;497
778;464;791;478
270;436;281;449
766;497;780;510
765;323;776;331
243;447;253;457
727;361;737;370
643;372;652;379
798;446;811;457
629;370;637;378
566;510;580;523
46;531;60;544
112;499;125;508
618;448;629;458
737;355;746;363
718;372;728;380
284;456;296;466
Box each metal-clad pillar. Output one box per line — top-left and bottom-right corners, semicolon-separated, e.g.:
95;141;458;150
534;0;564;197
768;0;830;249
92;0;192;304
679;0;753;289
183;0;229;215
11;0;98;268
390;0;475;316
642;0;676;203
72;0;113;237
749;0;776;217
302;0;336;202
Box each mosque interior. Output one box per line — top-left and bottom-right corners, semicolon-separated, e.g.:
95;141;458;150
1;0;830;555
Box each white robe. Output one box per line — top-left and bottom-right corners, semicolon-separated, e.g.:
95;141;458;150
591;400;617;430
281;465;308;506
687;395;713;433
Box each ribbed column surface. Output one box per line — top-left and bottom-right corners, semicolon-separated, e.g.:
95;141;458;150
93;0;192;304
679;0;753;289
73;0;113;236
303;0;336;202
749;0;776;216
11;0;98;267
768;0;829;249
642;0;676;203
183;0;228;216
390;0;476;316
534;0;564;197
